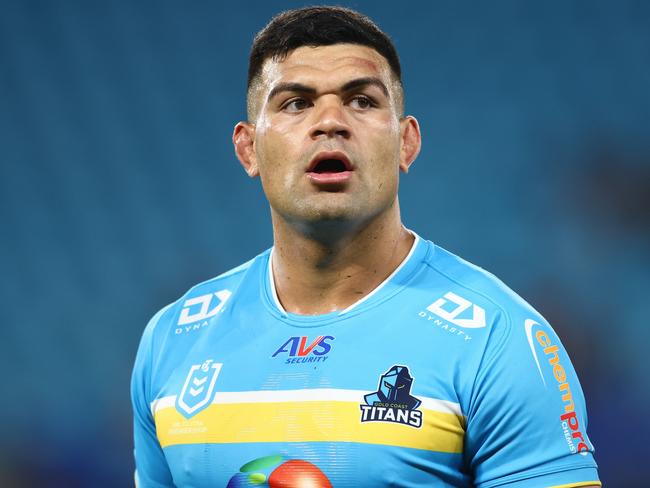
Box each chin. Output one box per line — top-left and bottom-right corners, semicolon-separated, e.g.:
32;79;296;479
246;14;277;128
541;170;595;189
310;198;366;220
284;193;355;219
280;202;360;234
301;208;355;225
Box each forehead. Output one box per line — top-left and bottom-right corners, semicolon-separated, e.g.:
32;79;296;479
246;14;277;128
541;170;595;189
260;43;393;89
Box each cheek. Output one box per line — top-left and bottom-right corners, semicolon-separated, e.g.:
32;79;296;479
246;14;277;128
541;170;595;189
367;125;401;170
255;132;302;189
365;115;400;148
365;130;402;194
256;116;304;159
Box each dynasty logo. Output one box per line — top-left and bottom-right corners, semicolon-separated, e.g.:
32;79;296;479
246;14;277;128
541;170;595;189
360;365;422;428
175;289;231;335
272;335;334;364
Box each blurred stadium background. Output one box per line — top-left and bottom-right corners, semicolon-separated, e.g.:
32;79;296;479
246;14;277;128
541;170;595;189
1;0;648;486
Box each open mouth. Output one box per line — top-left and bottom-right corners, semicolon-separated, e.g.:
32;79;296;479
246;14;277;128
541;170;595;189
306;152;353;185
311;159;348;174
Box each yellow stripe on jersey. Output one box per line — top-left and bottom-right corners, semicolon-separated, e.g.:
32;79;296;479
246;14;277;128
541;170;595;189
154;399;464;452
549;483;602;488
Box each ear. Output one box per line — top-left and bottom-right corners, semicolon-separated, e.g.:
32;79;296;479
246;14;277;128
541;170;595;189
232;122;258;177
398;116;421;173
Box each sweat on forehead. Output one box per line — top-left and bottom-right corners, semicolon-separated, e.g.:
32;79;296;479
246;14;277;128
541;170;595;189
246;44;404;121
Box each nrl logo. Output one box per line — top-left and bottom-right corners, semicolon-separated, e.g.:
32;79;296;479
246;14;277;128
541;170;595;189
176;359;222;417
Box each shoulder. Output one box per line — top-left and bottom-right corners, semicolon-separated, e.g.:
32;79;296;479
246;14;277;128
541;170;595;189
418;239;545;335
418;240;573;394
141;249;270;340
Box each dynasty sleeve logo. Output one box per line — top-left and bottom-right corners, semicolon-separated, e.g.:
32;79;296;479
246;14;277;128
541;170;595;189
178;290;232;326
426;292;486;328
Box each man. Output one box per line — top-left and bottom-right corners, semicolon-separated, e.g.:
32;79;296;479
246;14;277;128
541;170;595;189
131;6;600;487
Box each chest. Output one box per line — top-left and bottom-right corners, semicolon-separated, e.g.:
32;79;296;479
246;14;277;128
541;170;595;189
152;303;475;487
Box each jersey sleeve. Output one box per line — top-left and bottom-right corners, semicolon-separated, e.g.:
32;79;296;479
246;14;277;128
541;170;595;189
131;307;175;488
464;306;600;488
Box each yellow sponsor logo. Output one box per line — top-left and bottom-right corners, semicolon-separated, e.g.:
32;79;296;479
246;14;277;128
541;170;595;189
536;330;589;454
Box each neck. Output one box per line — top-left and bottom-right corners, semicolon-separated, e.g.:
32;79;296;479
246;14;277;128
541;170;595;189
270;202;414;315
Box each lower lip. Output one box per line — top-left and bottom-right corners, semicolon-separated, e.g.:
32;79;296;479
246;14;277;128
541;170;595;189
306;171;353;185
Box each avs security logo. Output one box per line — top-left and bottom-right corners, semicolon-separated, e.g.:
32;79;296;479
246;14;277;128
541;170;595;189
175;289;232;335
418;291;486;342
176;359;222;417
272;336;334;364
360;365;422;428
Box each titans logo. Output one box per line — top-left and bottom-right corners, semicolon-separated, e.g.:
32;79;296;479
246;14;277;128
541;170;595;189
360;365;422;428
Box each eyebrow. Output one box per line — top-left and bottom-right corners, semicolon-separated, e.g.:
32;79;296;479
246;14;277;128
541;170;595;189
341;77;389;98
267;82;316;103
266;77;390;103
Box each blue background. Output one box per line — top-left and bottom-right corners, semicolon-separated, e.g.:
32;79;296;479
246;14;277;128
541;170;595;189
1;0;648;486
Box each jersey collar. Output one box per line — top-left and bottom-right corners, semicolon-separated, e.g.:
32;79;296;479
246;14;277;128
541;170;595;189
262;230;428;325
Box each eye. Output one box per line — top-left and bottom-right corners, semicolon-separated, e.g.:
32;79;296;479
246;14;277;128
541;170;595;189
349;95;375;110
282;97;311;113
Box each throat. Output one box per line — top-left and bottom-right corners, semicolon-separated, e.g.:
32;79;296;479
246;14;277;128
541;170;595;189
269;228;415;316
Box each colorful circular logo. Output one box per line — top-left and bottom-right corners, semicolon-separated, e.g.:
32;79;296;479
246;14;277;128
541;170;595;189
227;455;332;487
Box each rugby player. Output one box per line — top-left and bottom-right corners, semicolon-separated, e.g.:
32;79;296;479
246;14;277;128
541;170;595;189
132;6;600;487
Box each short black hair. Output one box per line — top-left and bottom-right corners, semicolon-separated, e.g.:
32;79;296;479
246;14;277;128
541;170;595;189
247;6;402;119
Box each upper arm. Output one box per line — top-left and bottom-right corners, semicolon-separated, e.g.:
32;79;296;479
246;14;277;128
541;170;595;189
131;309;175;488
465;310;600;488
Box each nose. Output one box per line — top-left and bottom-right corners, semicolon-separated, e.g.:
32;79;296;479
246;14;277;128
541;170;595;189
309;96;351;140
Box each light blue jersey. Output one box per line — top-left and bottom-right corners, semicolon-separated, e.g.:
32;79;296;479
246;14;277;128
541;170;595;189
131;234;600;487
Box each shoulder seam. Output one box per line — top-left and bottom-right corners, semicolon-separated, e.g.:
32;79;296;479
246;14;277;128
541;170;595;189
148;302;175;335
422;259;512;325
